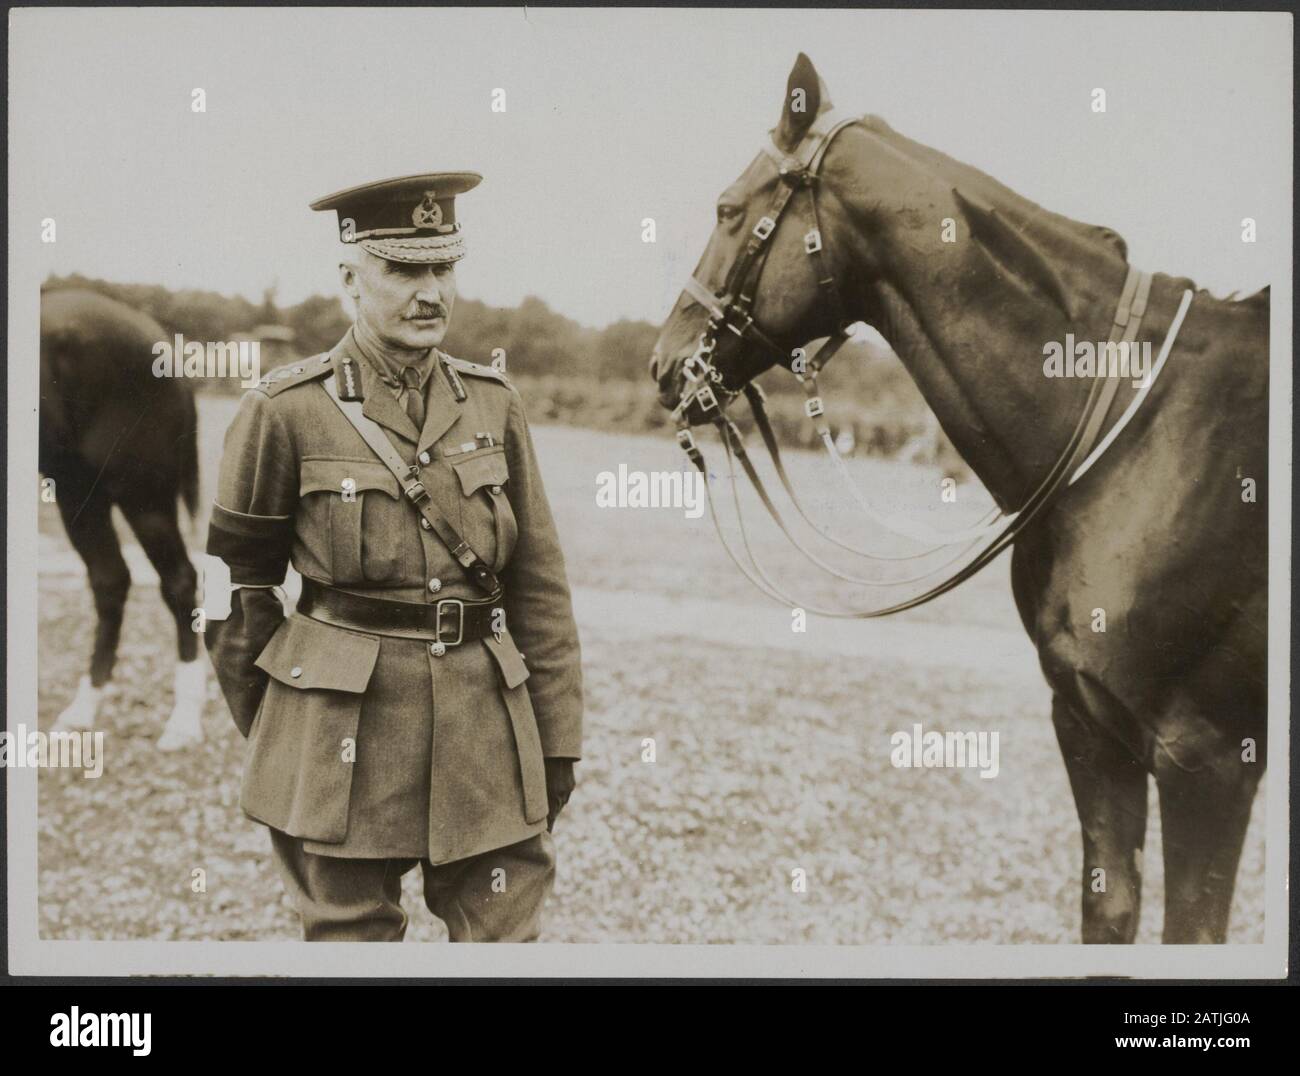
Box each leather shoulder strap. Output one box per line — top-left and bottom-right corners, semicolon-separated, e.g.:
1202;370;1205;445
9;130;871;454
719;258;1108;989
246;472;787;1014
322;372;502;599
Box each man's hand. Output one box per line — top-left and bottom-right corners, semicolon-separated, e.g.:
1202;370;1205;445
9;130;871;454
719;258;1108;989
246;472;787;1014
544;757;576;832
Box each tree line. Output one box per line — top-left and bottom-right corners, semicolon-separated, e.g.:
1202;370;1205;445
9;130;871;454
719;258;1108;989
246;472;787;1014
39;273;948;464
42;274;659;382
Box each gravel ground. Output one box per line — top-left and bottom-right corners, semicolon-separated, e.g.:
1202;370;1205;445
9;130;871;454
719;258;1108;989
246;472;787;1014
33;403;1268;944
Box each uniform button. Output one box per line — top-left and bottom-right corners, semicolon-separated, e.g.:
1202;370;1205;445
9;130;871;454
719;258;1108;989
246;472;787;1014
290;666;302;679
420;518;432;530
418;451;431;465
490;485;502;495
428;578;442;593
429;642;446;657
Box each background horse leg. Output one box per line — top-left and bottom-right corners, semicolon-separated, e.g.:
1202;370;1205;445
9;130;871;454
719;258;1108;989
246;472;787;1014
119;496;205;751
1051;695;1148;943
52;477;130;730
1154;732;1261;943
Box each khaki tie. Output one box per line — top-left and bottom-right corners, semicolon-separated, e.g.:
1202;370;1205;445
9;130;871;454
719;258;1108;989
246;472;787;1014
401;365;425;432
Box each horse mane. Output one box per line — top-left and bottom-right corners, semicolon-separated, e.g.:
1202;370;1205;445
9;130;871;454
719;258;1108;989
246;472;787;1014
857;114;1130;262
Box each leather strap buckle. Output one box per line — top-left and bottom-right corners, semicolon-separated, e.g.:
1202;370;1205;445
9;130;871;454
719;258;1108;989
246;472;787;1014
436;598;465;646
404;480;431;505
683;353;711;383
726;312;754;339
695;384;720;414
752;216;777;240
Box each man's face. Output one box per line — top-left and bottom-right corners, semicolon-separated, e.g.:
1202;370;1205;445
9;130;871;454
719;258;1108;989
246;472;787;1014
341;249;457;351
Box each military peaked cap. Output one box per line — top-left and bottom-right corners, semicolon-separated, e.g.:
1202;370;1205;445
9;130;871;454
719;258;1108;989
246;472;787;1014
311;172;482;263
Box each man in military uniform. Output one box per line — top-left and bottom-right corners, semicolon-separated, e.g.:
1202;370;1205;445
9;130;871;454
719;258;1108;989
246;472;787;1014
204;173;583;942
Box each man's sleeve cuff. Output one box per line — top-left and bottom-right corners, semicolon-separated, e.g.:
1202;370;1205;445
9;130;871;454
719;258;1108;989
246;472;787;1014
538;722;583;761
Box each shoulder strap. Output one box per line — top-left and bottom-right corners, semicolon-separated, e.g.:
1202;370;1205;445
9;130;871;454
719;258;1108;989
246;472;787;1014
322;373;502;600
441;351;511;385
255;356;334;398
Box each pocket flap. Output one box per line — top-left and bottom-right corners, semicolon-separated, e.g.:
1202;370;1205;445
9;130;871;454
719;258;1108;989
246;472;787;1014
482;630;530;688
300;459;400;500
255;612;381;692
451;447;509;496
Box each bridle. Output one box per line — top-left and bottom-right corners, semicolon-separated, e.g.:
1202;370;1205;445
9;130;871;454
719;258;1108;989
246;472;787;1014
666;110;1195;617
674;109;861;426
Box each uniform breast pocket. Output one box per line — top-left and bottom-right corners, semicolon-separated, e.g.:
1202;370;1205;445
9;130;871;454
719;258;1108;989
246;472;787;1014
450;446;517;570
299;458;404;584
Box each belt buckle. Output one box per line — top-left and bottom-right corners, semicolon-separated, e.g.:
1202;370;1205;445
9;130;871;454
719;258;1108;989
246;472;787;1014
435;598;465;646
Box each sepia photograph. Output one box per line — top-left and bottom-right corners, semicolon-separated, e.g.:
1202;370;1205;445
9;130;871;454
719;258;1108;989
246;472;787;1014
5;5;1291;982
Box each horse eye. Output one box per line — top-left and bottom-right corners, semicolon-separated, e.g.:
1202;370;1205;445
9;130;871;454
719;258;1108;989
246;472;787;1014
716;204;741;223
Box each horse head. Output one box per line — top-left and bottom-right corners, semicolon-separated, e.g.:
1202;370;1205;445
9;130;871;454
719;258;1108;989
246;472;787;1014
650;54;875;425
651;53;1135;506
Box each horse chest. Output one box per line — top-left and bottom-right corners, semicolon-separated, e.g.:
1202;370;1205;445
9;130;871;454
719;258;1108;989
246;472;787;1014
1011;516;1176;759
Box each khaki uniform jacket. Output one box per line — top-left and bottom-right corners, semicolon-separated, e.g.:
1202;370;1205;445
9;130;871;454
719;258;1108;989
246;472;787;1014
205;329;583;864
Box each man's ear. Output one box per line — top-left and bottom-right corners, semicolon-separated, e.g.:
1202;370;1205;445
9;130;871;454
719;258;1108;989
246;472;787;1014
338;259;361;301
774;53;833;151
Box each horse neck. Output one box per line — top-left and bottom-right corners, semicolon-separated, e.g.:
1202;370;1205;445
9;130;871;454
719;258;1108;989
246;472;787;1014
868;267;1126;509
832;126;1133;509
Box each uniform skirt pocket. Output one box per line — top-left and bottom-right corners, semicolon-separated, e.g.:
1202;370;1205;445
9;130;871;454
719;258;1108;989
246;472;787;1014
483;630;548;824
240;613;382;843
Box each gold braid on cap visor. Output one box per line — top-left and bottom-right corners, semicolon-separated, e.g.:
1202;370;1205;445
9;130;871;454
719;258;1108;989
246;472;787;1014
359;231;467;264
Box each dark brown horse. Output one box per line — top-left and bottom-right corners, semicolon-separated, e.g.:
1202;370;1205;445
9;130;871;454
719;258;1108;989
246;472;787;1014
40;287;207;749
650;55;1268;943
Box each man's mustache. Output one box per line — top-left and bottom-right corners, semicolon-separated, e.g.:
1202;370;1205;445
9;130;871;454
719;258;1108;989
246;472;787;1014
406;304;448;320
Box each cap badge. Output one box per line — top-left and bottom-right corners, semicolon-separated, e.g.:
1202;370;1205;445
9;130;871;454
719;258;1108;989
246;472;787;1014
413;191;442;228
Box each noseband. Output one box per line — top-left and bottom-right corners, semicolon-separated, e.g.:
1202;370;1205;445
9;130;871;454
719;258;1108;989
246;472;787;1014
666;112;1196;618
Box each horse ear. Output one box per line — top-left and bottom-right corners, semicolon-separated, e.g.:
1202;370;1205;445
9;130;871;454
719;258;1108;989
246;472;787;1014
776;53;833;151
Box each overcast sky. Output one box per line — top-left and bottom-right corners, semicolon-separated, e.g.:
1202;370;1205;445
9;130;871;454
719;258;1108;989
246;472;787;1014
11;7;1291;328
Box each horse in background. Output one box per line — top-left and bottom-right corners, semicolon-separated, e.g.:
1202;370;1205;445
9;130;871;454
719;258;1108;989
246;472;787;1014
40;287;206;750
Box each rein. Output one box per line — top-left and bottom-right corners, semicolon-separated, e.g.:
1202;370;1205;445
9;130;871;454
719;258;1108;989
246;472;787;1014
670;112;1195;617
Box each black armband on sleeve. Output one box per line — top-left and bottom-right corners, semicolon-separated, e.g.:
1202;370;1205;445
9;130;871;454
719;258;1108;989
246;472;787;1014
207;503;294;586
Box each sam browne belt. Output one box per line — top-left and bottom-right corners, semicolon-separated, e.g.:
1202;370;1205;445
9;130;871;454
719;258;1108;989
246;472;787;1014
298;578;502;644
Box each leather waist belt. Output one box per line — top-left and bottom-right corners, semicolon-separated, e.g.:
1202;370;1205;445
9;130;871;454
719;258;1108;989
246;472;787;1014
298;578;501;644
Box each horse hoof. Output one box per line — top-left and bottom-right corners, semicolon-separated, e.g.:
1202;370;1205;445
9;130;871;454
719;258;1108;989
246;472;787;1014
157;721;203;752
53;676;101;730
